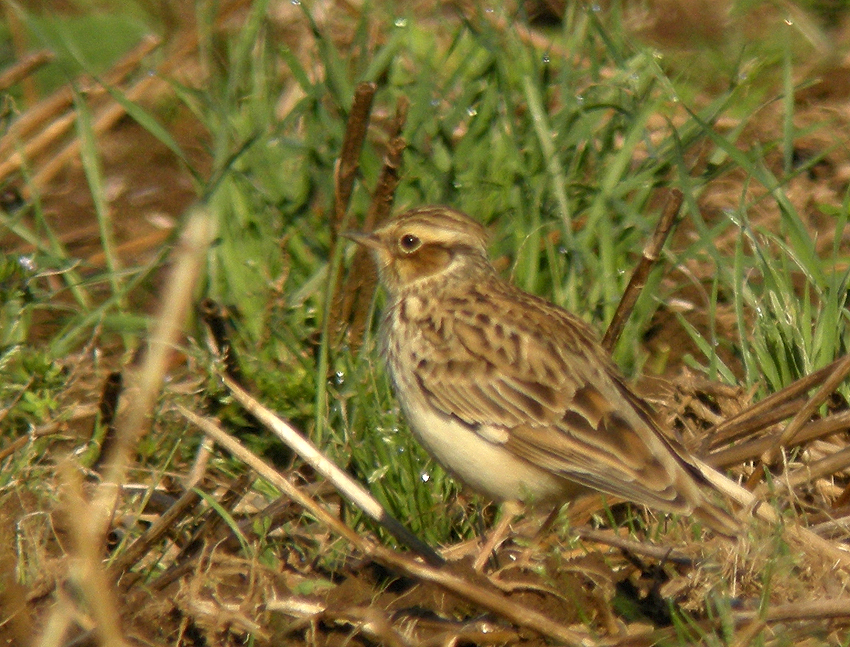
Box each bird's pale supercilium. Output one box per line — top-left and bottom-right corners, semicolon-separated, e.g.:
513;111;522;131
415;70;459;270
346;206;739;536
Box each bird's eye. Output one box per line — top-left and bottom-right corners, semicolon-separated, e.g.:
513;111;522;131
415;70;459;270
399;233;421;252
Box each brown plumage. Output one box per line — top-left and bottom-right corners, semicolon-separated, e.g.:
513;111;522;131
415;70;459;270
346;205;739;536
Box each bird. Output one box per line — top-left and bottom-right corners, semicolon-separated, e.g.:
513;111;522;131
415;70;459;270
344;205;740;538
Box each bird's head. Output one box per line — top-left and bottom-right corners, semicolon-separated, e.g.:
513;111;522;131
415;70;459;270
344;206;490;296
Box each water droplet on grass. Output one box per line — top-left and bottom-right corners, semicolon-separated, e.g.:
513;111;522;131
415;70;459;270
18;255;36;272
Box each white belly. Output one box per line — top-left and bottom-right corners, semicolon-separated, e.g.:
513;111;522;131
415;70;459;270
401;397;575;504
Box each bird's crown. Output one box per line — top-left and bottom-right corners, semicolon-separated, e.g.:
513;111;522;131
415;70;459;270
374;206;489;255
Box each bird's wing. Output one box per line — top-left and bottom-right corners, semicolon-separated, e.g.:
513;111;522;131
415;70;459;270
412;303;700;514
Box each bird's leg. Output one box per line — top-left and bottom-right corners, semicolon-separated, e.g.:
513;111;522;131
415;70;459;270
472;500;524;572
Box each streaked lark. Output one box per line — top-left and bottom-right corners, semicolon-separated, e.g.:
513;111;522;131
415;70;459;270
346;206;739;536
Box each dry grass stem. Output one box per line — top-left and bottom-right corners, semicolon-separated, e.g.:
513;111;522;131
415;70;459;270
0;404;99;462
708;410;850;468
370;545;591;647
602;188;682;351
219;377;444;565
707;356;850;449
735;597;850;624
694;455;850;568
28;73;171;195
0;50;53;92
176;404;371;552
0;35;161;183
782;445;850;489
573;527;693;565
744;355;850;490
766;354;850;463
77;207;209;570
31;209;213;643
109;488;203;582
55;462;130;647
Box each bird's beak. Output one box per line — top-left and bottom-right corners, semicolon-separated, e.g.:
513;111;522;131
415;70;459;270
341;230;382;250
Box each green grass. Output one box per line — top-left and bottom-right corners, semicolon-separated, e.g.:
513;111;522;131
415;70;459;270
1;0;847;532
177;0;850;549
2;0;850;642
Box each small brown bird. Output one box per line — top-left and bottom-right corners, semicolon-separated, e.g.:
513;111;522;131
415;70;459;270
346;206;739;536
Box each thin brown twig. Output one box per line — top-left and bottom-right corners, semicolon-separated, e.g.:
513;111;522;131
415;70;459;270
602;189;682;351
322;607;414;647
745;354;850;490
176;404;372;553
325;83;380;346
111;488;203;584
766;354;850;461
90;372;123;473
573;527;693;565
809;511;850;538
219;376;444;566
734;597;850;624
707;409;850;468
370;545;590;647
0;50;53;93
705;355;850;450
148;473;253;589
782;444;850;488
701;398;804;454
